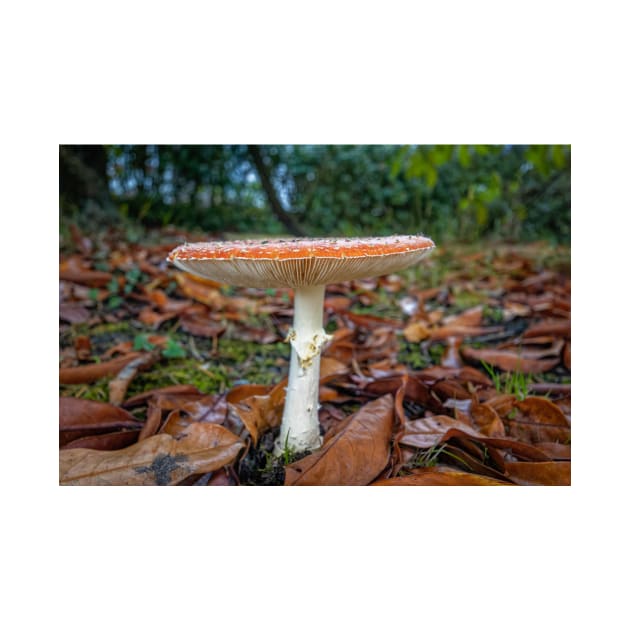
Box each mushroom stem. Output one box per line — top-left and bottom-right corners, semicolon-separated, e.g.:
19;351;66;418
276;284;331;454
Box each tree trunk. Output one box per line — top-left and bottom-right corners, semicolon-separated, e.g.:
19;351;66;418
247;145;305;237
59;145;110;207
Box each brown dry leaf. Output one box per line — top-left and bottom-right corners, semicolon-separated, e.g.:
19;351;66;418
503;396;570;443
563;341;571;370
504;461;571;485
324;296;353;312
229;380;286;445
180;314;227;338
61;430;140;451
373;468;512;486
233;324;279;344
443;305;484;327
74;335;92;360
534;442;571;460
59;268;113;287
484;394;518;415
138;307;179;328
60;304;92;324
363;374;436;411
123;385;202;408
523;319;571;339
175;272;225;308
138;400;163;440
59;353;143;384
403;321;430;342
418;366;493;387
145;289;193;313
109;352;159;405
60;422;245;485
226;384;273;404
60;397;144;448
460;346;560;373
342;311;404;330
470;402;506;437
60;397;142;432
429;324;504;340
399;415;484;449
433;379;471;401
160;394;228;437
284;395;394;486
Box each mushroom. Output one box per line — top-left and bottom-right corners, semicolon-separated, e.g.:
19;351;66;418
167;235;435;453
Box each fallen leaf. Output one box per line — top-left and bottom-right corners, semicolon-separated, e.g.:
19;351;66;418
60;304;92;324
123;385;202;408
145;289;193;313
59;353;144;384
417;366;493;387
60;397;142;432
59;269;113;287
443;305;484;327
403;321;430;342
61;430;140;451
284;395;394;486
138;307;179;328
138;400;163;440
324;296;353;311
563;341;571;370
504;461;570;485
60;422;244;485
470;402;506;437
503;396;570;443
229;380;286;445
399;415;485;449
74;335;92;360
523;319;571;338
160;394;228;437
534;442;571;460
429;324;504;340
373;468;512;485
232;324;279;344
180;314;227;338
342;311;403;330
109;352;159;405
175;272;225;308
460;346;560;373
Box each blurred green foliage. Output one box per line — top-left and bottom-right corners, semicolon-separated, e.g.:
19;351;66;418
60;144;570;243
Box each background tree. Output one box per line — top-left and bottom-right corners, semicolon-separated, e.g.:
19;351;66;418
59;144;570;243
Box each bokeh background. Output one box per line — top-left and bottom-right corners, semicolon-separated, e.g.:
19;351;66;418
59;145;570;244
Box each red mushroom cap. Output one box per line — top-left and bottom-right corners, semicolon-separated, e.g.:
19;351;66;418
168;235;435;288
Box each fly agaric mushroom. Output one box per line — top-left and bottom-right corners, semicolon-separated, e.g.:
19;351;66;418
167;235;435;453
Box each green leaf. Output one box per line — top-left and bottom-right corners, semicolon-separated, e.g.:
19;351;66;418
107;295;123;309
106;277;120;294
133;334;156;351
162;338;186;359
457;145;471;168
426;165;438;189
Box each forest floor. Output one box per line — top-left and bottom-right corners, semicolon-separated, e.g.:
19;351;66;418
59;224;571;485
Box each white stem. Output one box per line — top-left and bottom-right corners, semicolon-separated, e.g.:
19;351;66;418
276;285;331;454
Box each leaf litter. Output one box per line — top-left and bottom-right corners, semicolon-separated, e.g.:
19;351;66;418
59;228;570;485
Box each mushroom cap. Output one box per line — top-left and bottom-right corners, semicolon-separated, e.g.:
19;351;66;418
167;235;435;288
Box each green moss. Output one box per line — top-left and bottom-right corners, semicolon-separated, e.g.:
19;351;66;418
482;304;504;324
428;342;445;364
397;341;433;370
60;378;111;401
451;289;485;310
126;338;290;396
